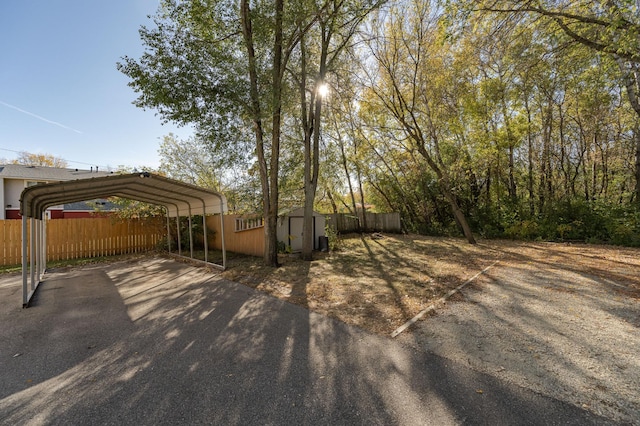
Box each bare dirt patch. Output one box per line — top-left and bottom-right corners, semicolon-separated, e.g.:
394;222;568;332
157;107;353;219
221;234;640;335
222;233;500;334
221;234;640;423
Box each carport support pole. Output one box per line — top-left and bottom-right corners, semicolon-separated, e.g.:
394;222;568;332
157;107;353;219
219;212;226;269
166;210;171;254
37;218;44;281
42;217;47;278
187;209;194;259
36;218;41;281
22;215;28;306
176;216;182;256
202;213;208;263
30;217;35;291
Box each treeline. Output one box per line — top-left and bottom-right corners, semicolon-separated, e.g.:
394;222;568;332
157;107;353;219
122;0;640;253
319;1;640;245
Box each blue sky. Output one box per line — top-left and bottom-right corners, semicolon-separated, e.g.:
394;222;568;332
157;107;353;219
0;0;193;170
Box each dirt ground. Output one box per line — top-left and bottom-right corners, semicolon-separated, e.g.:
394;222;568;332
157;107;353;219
221;234;640;423
221;234;640;335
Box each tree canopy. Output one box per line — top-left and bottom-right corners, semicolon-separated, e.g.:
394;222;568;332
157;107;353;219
122;0;640;250
8;151;68;168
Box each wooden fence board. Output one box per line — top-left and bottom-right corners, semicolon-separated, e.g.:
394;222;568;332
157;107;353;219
0;220;23;265
207;214;265;258
0;218;163;266
326;212;401;234
4;212;393;266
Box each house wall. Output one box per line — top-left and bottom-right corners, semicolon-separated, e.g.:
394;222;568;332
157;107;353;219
2;177;83;220
5;179;24;208
5;210;20;219
0;178;4;220
4;179;24;219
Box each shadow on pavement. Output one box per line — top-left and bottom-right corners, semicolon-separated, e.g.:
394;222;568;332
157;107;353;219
0;257;612;425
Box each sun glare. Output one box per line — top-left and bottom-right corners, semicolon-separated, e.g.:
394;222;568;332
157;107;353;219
317;83;329;98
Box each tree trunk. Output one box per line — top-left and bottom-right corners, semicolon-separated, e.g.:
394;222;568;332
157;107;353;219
356;164;368;231
501;92;517;203
240;0;282;267
525;98;535;216
635;127;640;204
416;145;476;244
338;129;358;216
616;57;640;204
508;145;516;202
268;0;285;266
326;188;338;215
301;31;327;261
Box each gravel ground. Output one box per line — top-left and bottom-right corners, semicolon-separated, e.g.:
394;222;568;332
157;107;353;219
398;260;640;424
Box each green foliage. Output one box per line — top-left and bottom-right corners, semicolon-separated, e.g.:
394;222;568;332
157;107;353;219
495;200;640;246
167;215;216;251
120;0;640;249
324;222;342;251
277;240;290;254
505;220;540;240
111;198;165;219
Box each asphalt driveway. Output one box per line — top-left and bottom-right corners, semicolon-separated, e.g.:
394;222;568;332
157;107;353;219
0;257;613;425
398;257;640;424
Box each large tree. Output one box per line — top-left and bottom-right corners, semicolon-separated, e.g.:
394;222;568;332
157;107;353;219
158;133;221;188
457;0;640;202
118;0;312;266
292;0;384;260
12;151;68;168
361;0;477;243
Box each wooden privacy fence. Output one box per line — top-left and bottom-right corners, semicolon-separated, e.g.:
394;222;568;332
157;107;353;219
1;219;22;266
206;214;265;257
0;218;164;266
326;212;402;234
1;212;397;266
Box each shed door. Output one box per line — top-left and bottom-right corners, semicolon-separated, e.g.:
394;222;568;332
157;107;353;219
289;217;304;252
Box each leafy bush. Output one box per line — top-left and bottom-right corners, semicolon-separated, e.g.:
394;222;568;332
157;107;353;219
505;220;540;240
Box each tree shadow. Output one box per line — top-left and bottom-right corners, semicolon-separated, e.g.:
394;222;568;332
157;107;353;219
0;257;613;425
402;259;640;423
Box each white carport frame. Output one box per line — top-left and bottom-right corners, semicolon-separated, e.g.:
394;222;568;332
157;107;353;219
19;172;227;308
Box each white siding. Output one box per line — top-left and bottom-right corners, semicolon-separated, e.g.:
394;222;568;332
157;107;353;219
5;179;25;208
0;178;4;219
277;209;326;252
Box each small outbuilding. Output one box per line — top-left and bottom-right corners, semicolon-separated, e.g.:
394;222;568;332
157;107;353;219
277;207;326;253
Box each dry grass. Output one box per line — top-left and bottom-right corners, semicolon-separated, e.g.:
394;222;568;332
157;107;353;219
221;233;640;336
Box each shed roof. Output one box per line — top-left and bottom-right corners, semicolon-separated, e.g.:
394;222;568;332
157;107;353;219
20;172;227;219
279;207;324;217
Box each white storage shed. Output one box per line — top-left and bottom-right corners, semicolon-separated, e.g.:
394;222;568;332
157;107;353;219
277;207;326;253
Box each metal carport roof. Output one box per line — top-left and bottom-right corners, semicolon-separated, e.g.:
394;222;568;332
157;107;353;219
19;172;228;307
20;172;227;219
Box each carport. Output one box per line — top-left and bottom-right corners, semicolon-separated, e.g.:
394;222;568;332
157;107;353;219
19;172;227;307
